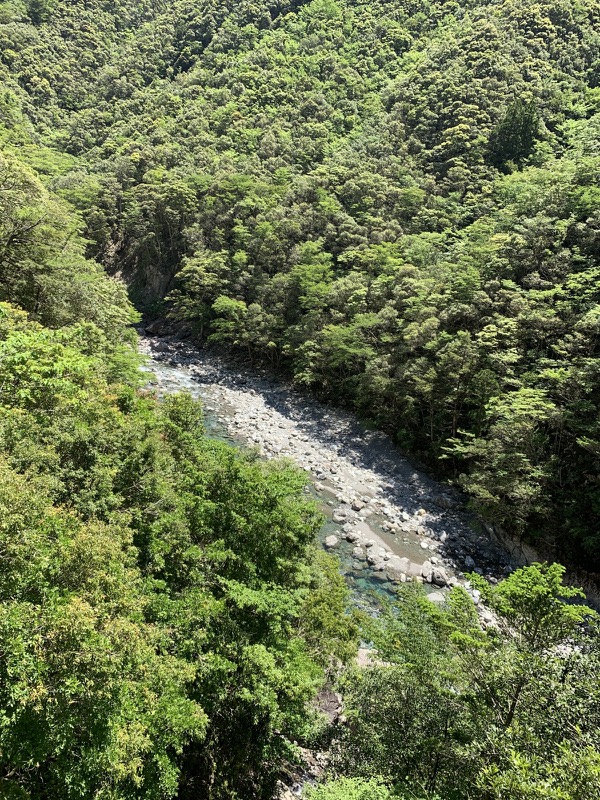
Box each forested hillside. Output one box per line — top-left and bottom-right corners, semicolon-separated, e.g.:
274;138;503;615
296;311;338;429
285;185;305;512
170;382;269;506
1;2;600;799
0;130;356;799
0;24;357;794
4;0;597;566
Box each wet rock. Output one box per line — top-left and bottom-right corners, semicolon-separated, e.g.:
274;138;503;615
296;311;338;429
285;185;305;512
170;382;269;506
371;572;389;583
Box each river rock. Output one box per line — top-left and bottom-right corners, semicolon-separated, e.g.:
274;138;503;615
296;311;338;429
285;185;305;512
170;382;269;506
371;572;389;583
324;535;339;548
351;499;365;511
428;592;446;604
145;318;173;336
432;567;449;587
434;495;455;510
345;531;360;543
386;566;407;583
408;561;424;578
352;546;365;559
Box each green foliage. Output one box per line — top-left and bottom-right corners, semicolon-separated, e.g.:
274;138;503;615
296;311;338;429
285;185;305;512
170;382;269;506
333;565;600;800
306;777;393;800
488;100;540;171
2;0;599;561
1;2;600;795
0;305;357;799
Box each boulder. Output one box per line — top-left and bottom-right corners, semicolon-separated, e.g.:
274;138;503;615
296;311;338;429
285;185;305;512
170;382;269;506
324;535;339;548
407;561;424;578
432;567;449;587
145;317;173;336
371;572;389;583
428;592;446;604
386;566;407;583
434;495;455;510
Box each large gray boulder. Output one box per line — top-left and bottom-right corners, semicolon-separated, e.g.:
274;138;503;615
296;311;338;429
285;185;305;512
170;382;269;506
408;561;424;578
432;567;449;587
421;561;433;583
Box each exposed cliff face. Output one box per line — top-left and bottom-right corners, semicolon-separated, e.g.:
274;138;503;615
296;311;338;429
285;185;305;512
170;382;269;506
112;258;176;309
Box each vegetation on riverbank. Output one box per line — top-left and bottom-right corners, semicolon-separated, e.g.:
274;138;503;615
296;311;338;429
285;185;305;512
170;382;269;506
317;563;600;800
0;142;356;797
2;0;598;564
1;1;600;798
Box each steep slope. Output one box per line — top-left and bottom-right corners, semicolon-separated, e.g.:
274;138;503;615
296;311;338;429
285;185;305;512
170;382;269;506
1;0;599;564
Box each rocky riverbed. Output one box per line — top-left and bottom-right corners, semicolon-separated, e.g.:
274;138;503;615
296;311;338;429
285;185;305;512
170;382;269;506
139;332;517;610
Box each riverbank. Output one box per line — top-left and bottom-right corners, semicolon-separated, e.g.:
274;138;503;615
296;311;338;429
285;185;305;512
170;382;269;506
139;332;519;607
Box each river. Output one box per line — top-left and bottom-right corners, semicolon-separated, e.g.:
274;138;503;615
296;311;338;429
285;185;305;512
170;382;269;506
139;333;518;610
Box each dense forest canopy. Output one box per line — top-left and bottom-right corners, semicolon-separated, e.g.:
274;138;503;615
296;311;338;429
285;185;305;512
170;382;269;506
0;1;600;798
2;0;597;566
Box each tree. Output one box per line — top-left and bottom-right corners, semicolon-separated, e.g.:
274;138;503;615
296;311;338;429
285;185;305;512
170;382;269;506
333;565;599;800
